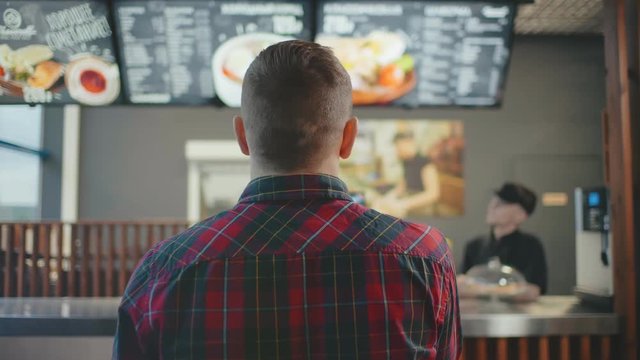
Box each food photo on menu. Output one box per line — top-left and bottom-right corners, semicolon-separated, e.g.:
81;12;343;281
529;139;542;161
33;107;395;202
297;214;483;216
113;0;310;105
314;1;424;107
0;1;121;105
316;1;516;107
212;32;292;107
210;1;310;107
316;31;416;105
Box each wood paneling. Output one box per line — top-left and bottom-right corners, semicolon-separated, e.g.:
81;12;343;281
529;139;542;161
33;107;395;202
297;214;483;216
0;221;187;297
460;336;616;360
41;224;50;297
602;0;639;359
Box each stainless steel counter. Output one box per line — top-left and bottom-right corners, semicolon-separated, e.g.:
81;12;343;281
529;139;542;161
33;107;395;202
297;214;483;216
460;296;619;337
0;296;620;338
0;297;119;336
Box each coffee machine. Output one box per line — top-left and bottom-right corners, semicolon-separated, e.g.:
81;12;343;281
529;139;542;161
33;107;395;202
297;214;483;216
574;187;614;309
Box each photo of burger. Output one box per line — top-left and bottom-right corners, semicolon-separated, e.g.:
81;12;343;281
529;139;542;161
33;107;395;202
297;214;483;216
316;31;416;105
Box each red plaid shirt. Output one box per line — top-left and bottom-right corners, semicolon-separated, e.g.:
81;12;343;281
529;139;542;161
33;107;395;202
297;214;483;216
114;174;461;359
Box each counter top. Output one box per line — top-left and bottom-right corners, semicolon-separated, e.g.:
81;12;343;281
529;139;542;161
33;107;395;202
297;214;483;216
0;297;119;336
0;296;620;337
460;296;619;337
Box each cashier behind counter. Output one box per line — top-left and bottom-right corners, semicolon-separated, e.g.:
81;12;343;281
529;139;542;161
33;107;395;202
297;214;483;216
463;182;548;295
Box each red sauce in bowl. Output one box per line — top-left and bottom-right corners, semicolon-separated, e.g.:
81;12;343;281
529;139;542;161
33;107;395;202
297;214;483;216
80;70;106;94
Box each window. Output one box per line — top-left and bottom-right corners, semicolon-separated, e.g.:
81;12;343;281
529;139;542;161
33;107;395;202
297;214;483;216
0;106;43;221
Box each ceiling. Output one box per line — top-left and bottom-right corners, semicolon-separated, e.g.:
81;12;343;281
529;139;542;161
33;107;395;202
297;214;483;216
515;0;603;34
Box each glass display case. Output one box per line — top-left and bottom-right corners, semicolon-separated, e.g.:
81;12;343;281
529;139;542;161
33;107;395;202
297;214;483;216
459;257;527;301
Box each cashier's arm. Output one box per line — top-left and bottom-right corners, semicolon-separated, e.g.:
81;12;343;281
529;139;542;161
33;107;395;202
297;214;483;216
514;283;541;302
398;164;441;211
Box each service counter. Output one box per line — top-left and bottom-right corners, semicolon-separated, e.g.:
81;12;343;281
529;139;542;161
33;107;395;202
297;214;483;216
0;296;620;359
459;296;619;360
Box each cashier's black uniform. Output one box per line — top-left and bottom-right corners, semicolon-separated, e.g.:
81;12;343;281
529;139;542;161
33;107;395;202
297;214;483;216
463;230;548;294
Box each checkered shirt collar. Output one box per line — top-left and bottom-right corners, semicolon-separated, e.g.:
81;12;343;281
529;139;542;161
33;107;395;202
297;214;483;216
238;174;353;203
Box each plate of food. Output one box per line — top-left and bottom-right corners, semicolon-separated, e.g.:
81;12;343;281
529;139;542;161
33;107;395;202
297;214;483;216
0;44;64;98
212;33;292;107
65;54;120;106
316;31;416;105
458;258;528;301
0;44;120;105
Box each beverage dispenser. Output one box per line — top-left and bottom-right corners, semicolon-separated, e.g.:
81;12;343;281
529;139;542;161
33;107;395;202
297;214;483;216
574;187;614;309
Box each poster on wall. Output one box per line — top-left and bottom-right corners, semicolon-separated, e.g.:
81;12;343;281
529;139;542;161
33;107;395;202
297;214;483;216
340;119;464;218
316;1;515;107
0;1;121;105
114;0;311;105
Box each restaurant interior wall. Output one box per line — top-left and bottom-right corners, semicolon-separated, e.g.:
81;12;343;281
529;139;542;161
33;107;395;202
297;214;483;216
73;35;605;295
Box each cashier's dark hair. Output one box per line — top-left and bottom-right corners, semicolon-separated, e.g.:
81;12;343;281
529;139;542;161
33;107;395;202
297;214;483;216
241;40;353;172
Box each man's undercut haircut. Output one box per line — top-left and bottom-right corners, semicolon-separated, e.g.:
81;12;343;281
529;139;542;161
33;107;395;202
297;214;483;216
241;40;353;172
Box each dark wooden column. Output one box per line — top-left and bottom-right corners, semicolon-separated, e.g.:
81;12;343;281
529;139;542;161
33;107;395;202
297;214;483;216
602;0;639;359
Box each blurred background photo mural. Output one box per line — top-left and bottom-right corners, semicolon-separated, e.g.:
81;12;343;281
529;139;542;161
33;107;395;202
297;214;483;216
339;119;464;218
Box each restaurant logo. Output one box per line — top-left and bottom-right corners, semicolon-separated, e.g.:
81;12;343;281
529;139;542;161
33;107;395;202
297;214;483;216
0;8;37;40
44;3;113;51
3;8;21;29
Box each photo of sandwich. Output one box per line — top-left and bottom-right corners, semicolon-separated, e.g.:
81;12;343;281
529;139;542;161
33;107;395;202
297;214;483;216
0;44;119;105
27;60;63;90
0;44;63;97
316;31;416;105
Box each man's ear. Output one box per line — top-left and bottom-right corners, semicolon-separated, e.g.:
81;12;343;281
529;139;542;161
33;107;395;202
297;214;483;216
339;116;358;159
233;116;250;156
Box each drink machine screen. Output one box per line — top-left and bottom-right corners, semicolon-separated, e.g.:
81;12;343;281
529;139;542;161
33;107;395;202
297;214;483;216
582;187;609;233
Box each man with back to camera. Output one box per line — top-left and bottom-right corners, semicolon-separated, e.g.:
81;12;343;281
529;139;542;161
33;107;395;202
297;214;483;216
113;41;461;359
462;182;548;298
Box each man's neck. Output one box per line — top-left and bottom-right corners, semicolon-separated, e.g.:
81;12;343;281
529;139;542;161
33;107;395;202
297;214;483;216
250;158;340;179
492;225;519;240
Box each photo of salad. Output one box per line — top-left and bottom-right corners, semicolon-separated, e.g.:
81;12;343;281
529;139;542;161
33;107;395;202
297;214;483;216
316;31;416;105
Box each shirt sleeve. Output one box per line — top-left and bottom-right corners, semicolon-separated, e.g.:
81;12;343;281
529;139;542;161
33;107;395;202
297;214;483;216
112;247;158;360
112;306;147;360
436;267;462;360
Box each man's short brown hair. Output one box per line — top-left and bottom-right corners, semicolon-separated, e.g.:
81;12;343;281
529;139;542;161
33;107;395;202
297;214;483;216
241;40;352;172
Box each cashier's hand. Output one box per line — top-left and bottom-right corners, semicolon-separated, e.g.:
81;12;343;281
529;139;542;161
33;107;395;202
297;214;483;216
510;283;541;303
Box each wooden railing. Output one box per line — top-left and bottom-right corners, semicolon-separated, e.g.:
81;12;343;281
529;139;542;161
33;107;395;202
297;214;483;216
0;221;188;297
460;336;617;360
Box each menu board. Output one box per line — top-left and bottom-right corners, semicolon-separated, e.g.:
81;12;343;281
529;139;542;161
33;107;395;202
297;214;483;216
0;1;121;105
114;0;311;106
316;1;515;107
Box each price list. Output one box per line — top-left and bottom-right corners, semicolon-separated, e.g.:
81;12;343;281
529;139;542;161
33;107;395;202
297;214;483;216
114;0;311;105
317;1;515;107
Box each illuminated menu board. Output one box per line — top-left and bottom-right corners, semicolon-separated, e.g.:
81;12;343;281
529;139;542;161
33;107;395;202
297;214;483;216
114;0;312;106
0;1;121;105
316;1;516;107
